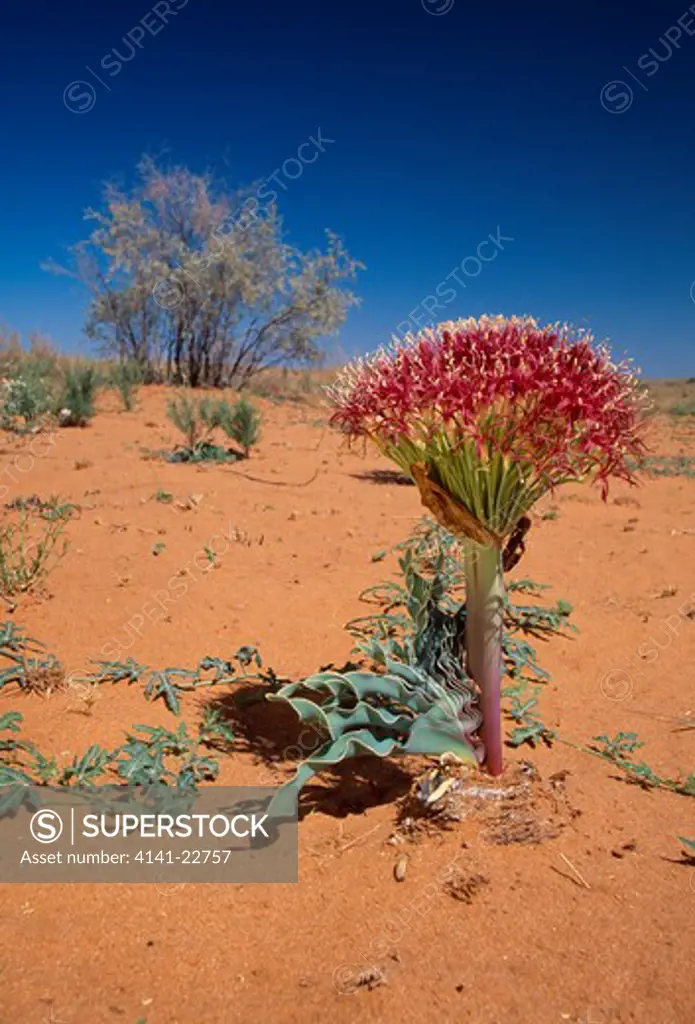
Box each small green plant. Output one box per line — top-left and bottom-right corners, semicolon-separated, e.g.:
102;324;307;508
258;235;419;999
0;712;219;792
0;622;64;694
0;512;69;597
116;722;220;790
593;731;643;759
166;393;222;449
152;541;166;556
503;681;555;747
86;645;269;715
110;360;144;411
198;707;236;749
221;397;262;457
165;393;239;462
5;495;78;522
56;365;98;426
154;489;173;504
591;732;695;797
167;393;200;449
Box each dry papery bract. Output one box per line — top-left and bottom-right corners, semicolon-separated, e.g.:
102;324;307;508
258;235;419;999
395;760;576;848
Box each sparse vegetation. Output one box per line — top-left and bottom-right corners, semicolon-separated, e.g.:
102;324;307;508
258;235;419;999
0;332;64;432
0;511;69;597
68;645;269;715
635;455;695;478
245;367;327;404
221;397;262;456
0;641;267;788
0;374;51;432
166;393;226;450
5;495;78;522
110;359;144;411
591;732;695;797
55;364;98;426
0;622;64;694
165;392;261;460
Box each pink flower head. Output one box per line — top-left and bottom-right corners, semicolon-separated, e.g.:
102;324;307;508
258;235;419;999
328;316;648;499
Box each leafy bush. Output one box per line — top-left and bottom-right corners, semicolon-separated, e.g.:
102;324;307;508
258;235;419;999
1;374;51;431
166;393;260;459
199;396;229;433
55;365;98;426
166;393;228;451
221;398;262;456
0;336;65;431
46;159;363;388
167;393;200;449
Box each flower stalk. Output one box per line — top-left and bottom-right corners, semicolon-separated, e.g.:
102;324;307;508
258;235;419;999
464;543;505;775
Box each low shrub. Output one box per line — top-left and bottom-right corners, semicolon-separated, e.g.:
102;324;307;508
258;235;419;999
166;393;261;460
55;365;98;426
167;393;227;451
221;398;262;457
1;374;51;432
110;360;144;411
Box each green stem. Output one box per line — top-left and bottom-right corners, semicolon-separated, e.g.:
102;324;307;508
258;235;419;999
464;543;505;775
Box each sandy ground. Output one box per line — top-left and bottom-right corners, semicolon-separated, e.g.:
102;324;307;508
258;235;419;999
0;385;693;1024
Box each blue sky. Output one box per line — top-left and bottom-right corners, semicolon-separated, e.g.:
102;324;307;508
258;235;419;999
1;0;694;375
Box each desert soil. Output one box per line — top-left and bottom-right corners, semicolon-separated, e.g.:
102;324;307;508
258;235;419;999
0;386;693;1024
